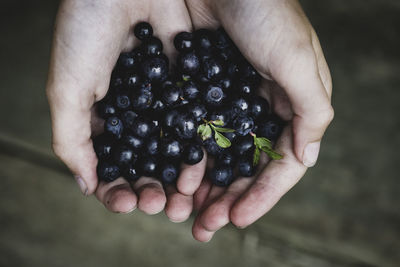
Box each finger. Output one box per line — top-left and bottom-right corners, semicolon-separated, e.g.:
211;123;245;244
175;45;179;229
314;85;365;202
184;0;220;29
271;44;334;167
311;29;333;98
199;153;269;232
132;177;166;215
193;178;213;211
165;185;193;223
47;1;143;195
191;181;226;241
176;148;207;196
230;126;307;228
149;0;193;60
95;178;137;213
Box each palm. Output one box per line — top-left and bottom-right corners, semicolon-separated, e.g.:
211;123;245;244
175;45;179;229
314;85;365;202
48;0;332;241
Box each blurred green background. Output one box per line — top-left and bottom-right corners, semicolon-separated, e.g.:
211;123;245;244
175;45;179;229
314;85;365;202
0;0;399;266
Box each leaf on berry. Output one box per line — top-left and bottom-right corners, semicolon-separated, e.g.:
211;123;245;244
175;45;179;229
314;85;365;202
214;131;231;148
197;124;206;135
213;127;235;133
260;146;283;160
255;137;272;149
253;147;261;166
212;119;224;126
182;76;191;82
202;125;212;140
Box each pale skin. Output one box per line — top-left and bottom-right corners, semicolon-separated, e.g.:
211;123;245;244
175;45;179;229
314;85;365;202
47;0;333;242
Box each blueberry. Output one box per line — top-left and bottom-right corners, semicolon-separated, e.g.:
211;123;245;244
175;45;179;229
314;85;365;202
159;162;180;184
201;57;224;81
104;116;123;139
141;55;169;83
232;97;251;116
209;108;232;127
235;80;255;95
144;136;160;156
174;32;194;52
174;113;198;139
117;52;137;70
238;157;256;177
162;109;179;129
134;22;153;40
125;72;141;89
239;61;261;86
182;81;200;101
151;99;166;113
203;137;223;157
139;156;158;177
216;150;236;167
219;76;233;90
233;115;254;136
122;133;144;152
121;110;138;129
161;138;183;158
112;144;136;167
162;83;182;107
97;100;117;119
130;117;154;138
227;61;240;77
250;96;270;121
131;83;154;111
142;37;163;56
93;133;114;160
187;103;207;122
115;93;131;110
215;28;232;48
203;84;227;107
194;29;215;50
256;116;283;142
124;164;141;181
211;165;234;186
97;161;120;182
233;135;254;156
224;131;237;142
183;143;204;165
177;51;200;75
109;71;124;91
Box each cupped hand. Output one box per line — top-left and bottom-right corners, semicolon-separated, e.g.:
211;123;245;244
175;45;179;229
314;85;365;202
46;0;207;219
184;0;334;242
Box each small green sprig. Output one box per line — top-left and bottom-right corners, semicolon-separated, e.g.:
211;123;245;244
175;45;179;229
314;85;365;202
197;119;235;148
251;132;283;166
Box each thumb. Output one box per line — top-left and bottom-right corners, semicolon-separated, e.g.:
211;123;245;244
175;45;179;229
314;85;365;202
272;46;334;167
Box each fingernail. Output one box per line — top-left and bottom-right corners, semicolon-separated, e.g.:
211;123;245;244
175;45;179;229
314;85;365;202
237;225;247;230
303;142;321;167
121;206;136;214
74;175;88;196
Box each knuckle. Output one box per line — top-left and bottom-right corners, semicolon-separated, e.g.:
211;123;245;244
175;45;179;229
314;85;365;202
319;106;335;126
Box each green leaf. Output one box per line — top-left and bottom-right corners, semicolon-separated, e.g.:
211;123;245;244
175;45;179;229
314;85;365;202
212;120;224;126
214;131;231;148
260;146;283;160
253;147;261;166
202;125;212;140
176;81;184;88
182;76;191;82
255;137;272;149
213;127;235;133
197;124;206;135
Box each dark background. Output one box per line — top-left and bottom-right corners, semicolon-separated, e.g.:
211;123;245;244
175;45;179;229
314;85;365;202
0;0;399;266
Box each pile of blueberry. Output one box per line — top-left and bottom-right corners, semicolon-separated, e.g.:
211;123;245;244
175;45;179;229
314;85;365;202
94;22;284;187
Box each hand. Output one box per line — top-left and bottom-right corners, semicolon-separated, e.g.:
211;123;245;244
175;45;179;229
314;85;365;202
46;0;208;219
183;0;334;241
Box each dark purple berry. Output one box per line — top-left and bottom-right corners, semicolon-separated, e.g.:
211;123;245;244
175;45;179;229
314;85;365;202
238;158;256;177
232;97;251;116
203;84;227;107
97;100;117;119
211;165;234;186
145;136;160;156
141;56;169;83
134;22;153;40
256;116;283;142
122;133;144;152
188;103;207;122
131;117;153;138
194;29;215;50
104;116;123;139
174;114;198;139
93;134;114;160
201;57;224;81
177;51;200;75
216;150;236;167
174;32;194;52
139;156;158;177
161;138;183;158
112;145;136;167
162;84;182;107
233;115;254;136
203;137;223;157
121;110;138;129
159;163;180;184
142;37;163;56
182;81;200;100
117;52;137;70
250;96;270;121
183;143;204;165
115;93;131;110
233;135;254;156
124;164;141;181
97;161;120;182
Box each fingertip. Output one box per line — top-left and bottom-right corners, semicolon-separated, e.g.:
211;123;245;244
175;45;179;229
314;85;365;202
105;184;138;213
135;180;167;215
192;218;214;243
